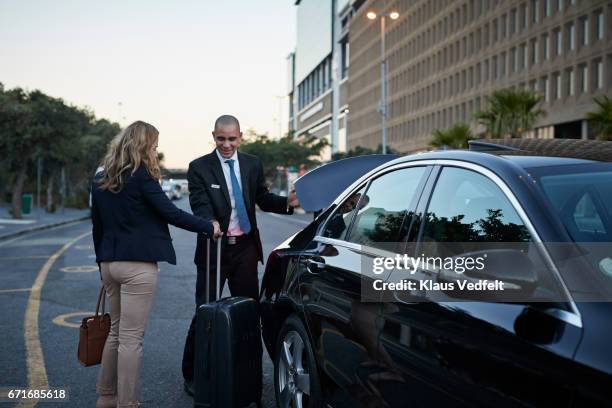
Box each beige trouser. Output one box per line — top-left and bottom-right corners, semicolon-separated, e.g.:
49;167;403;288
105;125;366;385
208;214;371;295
96;261;159;407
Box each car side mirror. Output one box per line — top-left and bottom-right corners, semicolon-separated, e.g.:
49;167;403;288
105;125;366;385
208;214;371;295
438;249;538;301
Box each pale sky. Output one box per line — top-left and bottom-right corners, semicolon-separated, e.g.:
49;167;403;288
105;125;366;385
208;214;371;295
0;1;296;168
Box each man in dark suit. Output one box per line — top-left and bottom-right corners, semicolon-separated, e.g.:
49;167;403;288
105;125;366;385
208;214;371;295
181;114;300;394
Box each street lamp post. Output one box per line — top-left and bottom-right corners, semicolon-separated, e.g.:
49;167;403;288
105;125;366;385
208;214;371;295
367;10;399;155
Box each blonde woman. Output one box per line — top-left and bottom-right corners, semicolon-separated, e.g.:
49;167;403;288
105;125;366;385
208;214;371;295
91;121;221;407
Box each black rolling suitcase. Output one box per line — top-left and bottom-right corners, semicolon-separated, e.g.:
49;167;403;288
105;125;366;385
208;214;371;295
194;238;262;408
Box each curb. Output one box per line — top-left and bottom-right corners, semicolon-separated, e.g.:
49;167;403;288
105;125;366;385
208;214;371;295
0;215;91;242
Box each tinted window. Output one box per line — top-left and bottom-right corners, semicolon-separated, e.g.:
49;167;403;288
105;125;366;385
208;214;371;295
422;167;530;257
538;168;612;242
347;167;427;249
322;185;366;241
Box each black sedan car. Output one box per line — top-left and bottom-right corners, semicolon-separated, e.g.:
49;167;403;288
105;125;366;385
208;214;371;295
260;140;612;408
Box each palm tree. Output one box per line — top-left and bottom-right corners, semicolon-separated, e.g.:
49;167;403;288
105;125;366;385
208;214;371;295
586;95;612;141
473;88;546;139
430;122;474;149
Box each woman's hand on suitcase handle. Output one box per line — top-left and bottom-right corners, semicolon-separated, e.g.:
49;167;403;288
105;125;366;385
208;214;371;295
212;220;223;241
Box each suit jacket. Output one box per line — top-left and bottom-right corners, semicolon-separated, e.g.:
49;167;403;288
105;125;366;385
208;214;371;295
188;150;291;265
92;165;214;265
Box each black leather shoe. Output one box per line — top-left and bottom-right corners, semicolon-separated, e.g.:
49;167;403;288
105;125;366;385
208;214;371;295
184;380;194;397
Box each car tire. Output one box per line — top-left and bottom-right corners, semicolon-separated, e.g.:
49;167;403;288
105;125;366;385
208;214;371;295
274;315;323;408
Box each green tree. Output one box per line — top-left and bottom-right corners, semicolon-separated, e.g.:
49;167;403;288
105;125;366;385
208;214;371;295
473;88;546;138
27;91;90;211
0;83;122;216
0;85;36;218
240;130;328;181
430;122;474;149
69;118;120;206
586;95;612;141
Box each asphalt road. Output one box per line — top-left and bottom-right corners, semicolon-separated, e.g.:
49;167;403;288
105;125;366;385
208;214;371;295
0;197;311;407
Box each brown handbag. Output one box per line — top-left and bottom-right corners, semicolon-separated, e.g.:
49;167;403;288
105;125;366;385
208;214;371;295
78;285;111;366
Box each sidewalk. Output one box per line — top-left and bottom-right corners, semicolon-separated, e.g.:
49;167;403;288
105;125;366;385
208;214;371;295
0;204;91;241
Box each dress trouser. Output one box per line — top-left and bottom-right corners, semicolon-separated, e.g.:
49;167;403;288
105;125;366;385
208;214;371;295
181;235;259;381
96;261;159;408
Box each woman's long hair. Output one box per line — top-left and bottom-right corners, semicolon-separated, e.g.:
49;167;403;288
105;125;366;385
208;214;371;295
98;121;161;193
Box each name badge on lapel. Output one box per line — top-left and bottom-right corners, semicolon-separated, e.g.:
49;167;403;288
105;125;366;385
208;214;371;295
211;184;220;189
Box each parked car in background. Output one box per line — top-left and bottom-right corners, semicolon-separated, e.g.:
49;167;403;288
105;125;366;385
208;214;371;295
260;139;612;408
172;178;189;195
161;180;182;200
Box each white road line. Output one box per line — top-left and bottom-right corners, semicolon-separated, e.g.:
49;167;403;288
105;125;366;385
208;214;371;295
0;288;32;294
0;219;89;248
0;256;50;261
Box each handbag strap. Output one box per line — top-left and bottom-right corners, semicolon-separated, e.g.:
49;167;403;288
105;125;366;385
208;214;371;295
95;285;106;316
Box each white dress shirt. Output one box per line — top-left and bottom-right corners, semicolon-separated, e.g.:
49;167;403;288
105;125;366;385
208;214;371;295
215;149;245;236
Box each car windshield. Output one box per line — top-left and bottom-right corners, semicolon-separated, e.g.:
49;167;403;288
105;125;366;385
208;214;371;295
532;162;612;291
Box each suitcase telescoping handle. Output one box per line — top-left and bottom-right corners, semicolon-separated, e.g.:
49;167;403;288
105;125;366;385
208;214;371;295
204;237;222;303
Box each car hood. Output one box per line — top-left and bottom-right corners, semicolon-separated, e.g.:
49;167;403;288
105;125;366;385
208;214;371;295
294;154;398;212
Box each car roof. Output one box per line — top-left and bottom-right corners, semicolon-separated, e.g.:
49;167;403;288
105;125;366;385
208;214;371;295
499;155;596;168
392;150;598;169
297;139;611;212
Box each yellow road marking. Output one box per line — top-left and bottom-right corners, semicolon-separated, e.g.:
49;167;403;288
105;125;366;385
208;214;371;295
18;231;91;408
0;288;32;294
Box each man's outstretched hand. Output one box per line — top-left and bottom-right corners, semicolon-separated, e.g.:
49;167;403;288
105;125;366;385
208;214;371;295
288;190;300;208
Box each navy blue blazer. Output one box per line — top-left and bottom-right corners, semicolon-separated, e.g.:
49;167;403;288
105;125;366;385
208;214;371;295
91;165;214;265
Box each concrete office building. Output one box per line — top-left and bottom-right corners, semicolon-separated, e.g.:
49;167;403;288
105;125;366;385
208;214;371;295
288;0;364;159
347;0;612;153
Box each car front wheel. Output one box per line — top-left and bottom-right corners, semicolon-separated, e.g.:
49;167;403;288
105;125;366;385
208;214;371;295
274;315;322;408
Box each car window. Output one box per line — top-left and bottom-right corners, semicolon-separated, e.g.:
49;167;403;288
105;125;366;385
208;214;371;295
538;169;612;242
322;186;367;241
418;166;570;304
346;166;427;250
573;194;606;234
421;167;531;257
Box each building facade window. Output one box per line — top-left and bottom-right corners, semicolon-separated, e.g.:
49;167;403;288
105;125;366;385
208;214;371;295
595;59;604;89
532;0;540;23
544;0;551;17
531;38;539;64
580;64;588;93
543;33;550;59
557;0;564;12
543;76;550;102
555;72;562;99
581;16;589;46
567;22;575;51
567;68;575;96
341;42;349;79
555;28;562;55
595;10;604;41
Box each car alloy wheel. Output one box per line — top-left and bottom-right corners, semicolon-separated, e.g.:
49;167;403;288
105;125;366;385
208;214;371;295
275;316;321;408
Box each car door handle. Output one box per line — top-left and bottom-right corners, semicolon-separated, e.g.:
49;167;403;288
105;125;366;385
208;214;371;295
306;258;326;272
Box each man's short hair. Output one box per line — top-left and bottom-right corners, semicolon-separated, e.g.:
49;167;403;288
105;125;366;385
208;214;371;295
214;115;240;131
